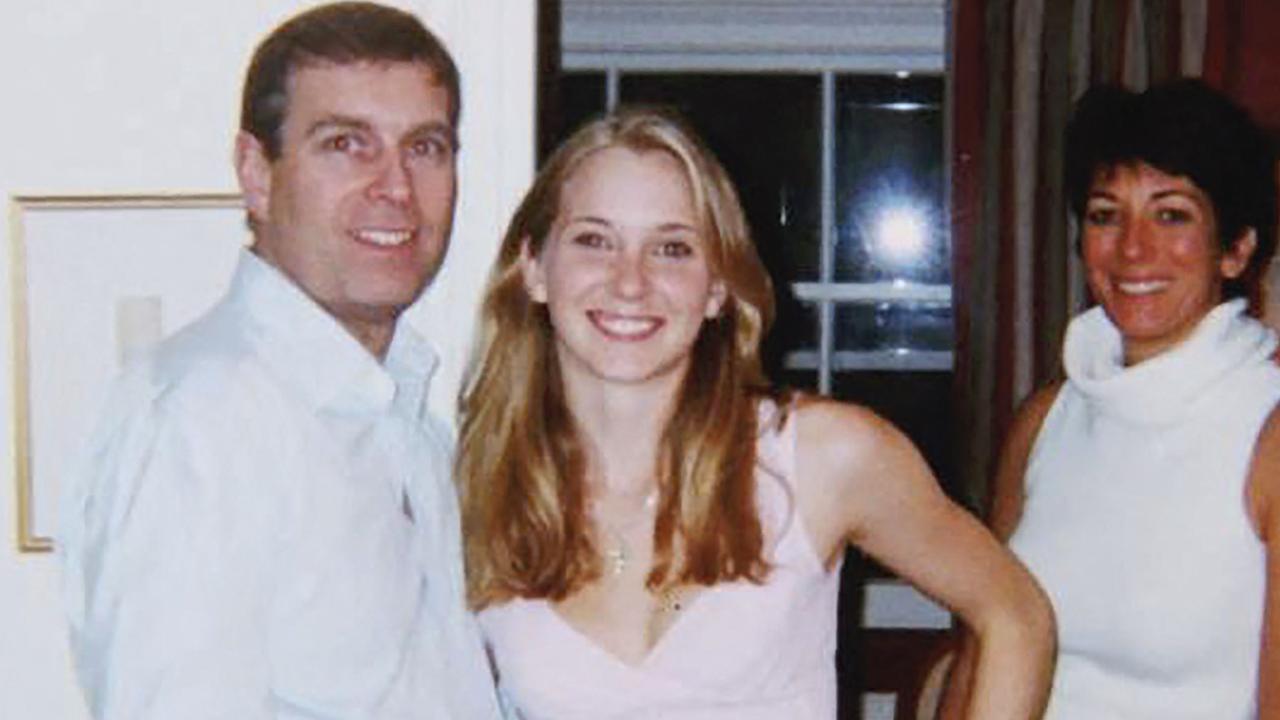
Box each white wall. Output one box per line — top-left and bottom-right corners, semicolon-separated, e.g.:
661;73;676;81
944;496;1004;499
0;2;535;717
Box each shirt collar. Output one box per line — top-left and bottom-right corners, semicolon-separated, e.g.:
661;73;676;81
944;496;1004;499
226;249;439;418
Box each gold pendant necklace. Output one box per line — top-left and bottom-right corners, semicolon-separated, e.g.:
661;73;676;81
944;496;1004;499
658;584;684;612
595;490;658;576
603;527;629;576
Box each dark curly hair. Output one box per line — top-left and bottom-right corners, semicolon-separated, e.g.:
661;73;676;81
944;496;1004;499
1065;78;1278;311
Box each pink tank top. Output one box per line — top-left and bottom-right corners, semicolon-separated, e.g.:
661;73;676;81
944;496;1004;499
478;402;843;719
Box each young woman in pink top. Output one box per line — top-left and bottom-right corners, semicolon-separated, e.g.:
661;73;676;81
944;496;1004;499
457;108;1053;719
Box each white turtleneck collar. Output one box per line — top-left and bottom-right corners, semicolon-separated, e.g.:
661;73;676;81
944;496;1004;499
1062;299;1277;425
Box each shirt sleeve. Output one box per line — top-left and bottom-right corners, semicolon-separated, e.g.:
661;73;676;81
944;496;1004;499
61;369;278;720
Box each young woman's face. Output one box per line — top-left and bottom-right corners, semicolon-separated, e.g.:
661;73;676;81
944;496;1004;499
1081;162;1254;365
521;146;726;390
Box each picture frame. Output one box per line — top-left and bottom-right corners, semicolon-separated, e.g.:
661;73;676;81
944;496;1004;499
11;193;248;552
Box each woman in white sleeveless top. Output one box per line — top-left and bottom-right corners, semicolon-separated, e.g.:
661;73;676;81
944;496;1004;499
943;80;1280;719
456;108;1054;719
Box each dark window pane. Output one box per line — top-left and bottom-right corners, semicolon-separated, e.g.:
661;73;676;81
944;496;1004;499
834;75;946;284
619;74;821;379
775;302;821;393
830;370;957;497
834;302;953;352
541;72;606;162
777;368;819;395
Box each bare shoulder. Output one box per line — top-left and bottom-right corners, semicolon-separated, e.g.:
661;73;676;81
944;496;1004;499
988;381;1064;538
792;394;904;465
791;395;937;560
1009;382;1063;444
1247;402;1280;541
998;380;1066;484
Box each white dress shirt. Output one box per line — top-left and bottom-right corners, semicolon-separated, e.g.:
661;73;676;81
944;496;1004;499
60;250;503;720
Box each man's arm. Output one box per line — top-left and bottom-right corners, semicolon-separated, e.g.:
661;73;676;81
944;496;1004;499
62;376;277;720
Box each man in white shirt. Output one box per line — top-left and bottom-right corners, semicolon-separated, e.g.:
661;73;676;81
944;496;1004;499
59;3;504;718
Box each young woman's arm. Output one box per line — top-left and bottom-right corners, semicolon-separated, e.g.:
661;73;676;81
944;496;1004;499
937;384;1060;719
795;398;1055;720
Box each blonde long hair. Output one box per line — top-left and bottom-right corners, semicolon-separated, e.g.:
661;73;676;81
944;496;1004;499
458;108;778;609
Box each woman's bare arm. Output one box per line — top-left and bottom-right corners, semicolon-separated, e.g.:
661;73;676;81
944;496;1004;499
1247;404;1280;719
795;399;1055;720
935;383;1061;719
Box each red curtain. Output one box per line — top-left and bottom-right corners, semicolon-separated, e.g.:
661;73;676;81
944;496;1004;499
1203;0;1280;133
950;0;1212;511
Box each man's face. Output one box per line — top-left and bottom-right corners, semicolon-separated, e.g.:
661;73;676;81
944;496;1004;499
236;60;457;355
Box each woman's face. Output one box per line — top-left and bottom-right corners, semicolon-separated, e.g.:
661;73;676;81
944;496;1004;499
521;146;726;391
1081;162;1255;365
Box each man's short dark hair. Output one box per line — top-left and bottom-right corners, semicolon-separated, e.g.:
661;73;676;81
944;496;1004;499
241;1;461;160
1065;78;1278;308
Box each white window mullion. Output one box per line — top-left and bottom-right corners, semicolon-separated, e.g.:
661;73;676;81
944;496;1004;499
792;281;951;304
818;71;836;395
605;67;620;110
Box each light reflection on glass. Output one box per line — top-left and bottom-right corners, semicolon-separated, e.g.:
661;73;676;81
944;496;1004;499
880;101;929;111
871;202;930;270
841;181;942;282
835;74;944;284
